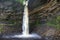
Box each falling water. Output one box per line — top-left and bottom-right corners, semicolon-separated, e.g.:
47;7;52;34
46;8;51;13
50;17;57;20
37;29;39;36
22;0;29;35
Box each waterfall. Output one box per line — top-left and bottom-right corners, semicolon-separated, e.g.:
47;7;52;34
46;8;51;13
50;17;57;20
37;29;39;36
2;0;41;39
22;0;29;35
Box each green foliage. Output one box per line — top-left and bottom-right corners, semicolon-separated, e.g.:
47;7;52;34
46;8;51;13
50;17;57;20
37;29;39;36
0;25;4;32
7;19;16;24
47;16;60;29
16;0;24;4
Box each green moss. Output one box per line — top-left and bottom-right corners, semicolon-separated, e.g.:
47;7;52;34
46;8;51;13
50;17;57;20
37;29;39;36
47;16;60;29
16;0;24;4
0;25;4;32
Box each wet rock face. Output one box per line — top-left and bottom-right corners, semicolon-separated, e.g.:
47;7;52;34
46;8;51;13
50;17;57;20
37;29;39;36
0;0;23;19
28;0;48;10
0;0;13;19
0;0;48;19
0;0;23;34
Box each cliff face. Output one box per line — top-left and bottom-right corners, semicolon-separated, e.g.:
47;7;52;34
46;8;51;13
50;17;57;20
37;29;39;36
0;0;23;33
28;0;48;10
0;0;60;40
0;0;48;33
